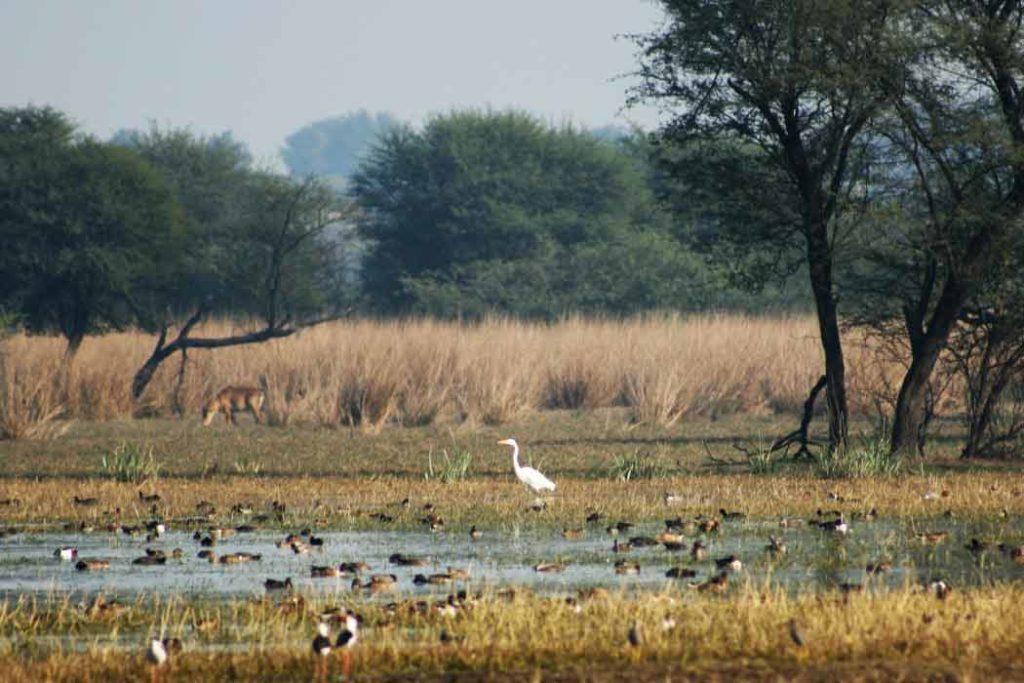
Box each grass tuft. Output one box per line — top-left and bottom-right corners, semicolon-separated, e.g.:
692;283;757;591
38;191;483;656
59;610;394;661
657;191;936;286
815;435;902;479
100;441;161;483
425;446;473;483
605;450;671;480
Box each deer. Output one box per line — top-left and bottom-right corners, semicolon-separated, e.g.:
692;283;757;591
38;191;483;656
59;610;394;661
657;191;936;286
201;386;265;426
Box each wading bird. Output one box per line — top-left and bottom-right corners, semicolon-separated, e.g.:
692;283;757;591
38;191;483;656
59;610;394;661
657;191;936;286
497;438;555;493
336;610;360;680
312;621;332;680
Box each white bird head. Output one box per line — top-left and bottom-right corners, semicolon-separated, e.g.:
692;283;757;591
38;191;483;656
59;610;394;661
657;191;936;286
497;438;517;447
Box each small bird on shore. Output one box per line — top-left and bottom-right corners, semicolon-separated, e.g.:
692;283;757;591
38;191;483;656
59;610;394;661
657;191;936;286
614;559;641;575
691;540;708;561
469;526;483;541
264;577;293;593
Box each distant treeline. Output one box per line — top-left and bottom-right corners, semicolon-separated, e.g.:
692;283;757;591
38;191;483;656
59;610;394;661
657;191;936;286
0;105;805;348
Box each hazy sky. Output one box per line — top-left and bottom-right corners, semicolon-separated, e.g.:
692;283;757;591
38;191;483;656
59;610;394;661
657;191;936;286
1;1;666;165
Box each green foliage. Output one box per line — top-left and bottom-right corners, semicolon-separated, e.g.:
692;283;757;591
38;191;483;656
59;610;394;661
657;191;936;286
352;109;727;316
101;441;161;483
113;125;354;319
425;446;473;483
814;436;901;479
605;450;671;481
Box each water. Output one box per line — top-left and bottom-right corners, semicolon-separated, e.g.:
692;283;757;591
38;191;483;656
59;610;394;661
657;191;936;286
1;515;1023;600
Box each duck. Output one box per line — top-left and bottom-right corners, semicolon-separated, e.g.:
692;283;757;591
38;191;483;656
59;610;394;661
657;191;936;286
614;560;641;575
146;520;166;536
220;552;261;564
276;533;302;548
339;561;369;573
692;571;729;593
208;527;235;540
628;536;659;548
533;562;566;573
311;565;343;578
690;540;708;561
719;508;746;520
562;528;585;540
413;573;453;585
612;539;632;553
469;526;483;541
865;561;892;575
309;535;325;547
133;555;167;566
697;518;720;534
73;496;99;506
290;542;310;555
918;531;949;544
362;574;398;588
665;566;697;579
75;559;109;571
264;577;293;593
965;538;993;554
197;550;216;561
927;579;952;600
389;553;429;567
446;567;470;581
766;536;787;555
817;516;849;534
54;547;78;561
138;492;161;504
585;511;604;524
714;555;742;572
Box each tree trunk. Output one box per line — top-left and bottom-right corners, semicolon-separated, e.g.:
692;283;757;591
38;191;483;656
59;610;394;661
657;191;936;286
890;281;966;456
806;223;848;451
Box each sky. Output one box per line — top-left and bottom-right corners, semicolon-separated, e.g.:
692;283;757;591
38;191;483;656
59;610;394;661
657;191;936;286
1;0;666;166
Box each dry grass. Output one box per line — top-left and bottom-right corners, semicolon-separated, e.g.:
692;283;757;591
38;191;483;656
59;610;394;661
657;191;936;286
0;469;1020;530
0;315;923;435
0;585;1023;681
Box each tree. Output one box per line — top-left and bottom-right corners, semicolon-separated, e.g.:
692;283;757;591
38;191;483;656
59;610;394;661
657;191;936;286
632;0;904;450
282;111;400;189
879;1;1024;455
0;108;183;360
129;175;348;400
351;109;703;317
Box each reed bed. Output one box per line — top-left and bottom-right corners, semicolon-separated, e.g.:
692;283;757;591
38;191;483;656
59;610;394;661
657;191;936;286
1;585;1022;681
0;315;923;435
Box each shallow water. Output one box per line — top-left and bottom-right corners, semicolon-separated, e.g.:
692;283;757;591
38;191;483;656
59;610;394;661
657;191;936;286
1;515;1023;600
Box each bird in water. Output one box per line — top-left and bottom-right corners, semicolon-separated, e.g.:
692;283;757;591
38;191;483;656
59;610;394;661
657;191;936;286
497;438;555;493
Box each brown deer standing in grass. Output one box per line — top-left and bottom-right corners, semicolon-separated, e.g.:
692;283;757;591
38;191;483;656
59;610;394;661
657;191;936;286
201;386;265;426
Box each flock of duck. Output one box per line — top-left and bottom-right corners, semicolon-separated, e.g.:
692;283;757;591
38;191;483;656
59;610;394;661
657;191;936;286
7;437;1024;674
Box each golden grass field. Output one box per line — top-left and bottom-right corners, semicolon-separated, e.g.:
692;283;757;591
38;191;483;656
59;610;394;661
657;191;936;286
2;586;1024;682
0;315;926;438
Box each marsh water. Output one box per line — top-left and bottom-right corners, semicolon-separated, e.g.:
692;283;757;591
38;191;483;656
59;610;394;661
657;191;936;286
2;514;1023;601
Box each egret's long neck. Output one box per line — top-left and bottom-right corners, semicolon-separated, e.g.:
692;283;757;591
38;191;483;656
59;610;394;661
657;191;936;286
510;443;522;475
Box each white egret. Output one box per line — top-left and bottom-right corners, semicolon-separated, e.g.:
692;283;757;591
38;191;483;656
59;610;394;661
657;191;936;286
497;438;556;493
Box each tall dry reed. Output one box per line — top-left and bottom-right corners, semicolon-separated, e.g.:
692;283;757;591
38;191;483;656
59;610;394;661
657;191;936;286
0;315;938;432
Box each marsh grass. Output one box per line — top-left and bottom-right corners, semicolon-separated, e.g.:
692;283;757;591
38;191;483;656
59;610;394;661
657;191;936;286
605;449;672;480
816;435;903;479
2;585;1024;681
0;315;927;433
425;446;473;483
100;441;160;484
